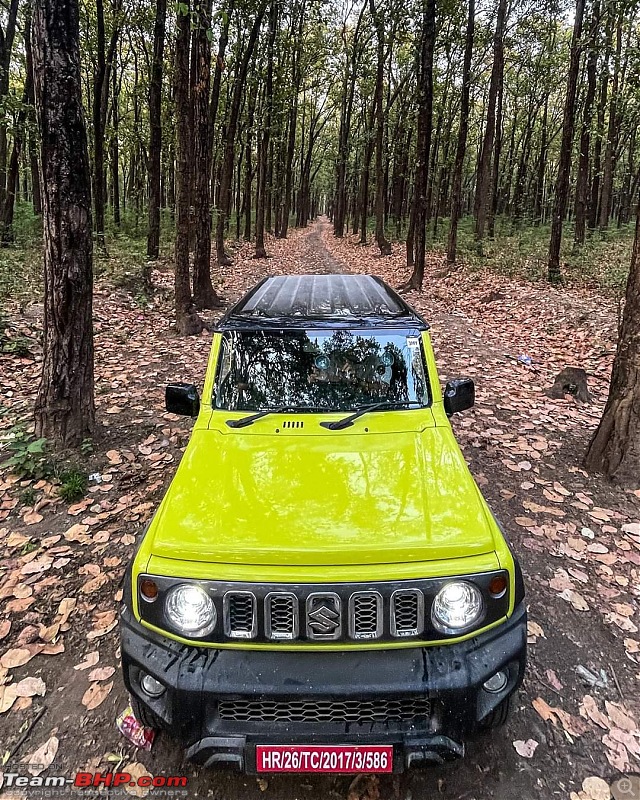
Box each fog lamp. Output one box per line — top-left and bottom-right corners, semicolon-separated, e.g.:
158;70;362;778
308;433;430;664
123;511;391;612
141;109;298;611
140;673;165;697
483;670;508;694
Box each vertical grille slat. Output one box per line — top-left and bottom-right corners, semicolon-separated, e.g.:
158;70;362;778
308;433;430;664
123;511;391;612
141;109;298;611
265;592;299;640
348;591;383;640
223;591;257;639
391;589;424;637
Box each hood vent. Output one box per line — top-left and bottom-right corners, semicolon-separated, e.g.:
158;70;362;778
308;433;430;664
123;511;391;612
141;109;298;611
282;420;304;429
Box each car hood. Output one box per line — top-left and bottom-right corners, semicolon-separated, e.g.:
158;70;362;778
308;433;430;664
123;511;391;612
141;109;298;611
148;427;498;566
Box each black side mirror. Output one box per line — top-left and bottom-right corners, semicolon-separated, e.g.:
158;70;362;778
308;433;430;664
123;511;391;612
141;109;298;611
166;383;200;417
444;378;475;416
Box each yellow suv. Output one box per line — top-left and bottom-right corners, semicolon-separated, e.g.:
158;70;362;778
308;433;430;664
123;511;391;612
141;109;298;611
120;274;526;773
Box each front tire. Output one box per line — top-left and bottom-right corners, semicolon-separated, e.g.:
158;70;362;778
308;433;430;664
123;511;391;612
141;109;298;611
130;696;161;730
479;695;512;730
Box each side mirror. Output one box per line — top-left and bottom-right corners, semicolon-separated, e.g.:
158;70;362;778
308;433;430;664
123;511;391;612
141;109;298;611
166;382;200;417
443;378;475;416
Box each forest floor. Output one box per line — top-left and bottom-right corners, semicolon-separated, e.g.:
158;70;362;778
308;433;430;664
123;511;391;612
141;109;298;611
1;218;639;800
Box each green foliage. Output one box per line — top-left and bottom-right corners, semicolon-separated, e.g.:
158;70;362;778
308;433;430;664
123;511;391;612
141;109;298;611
0;424;51;480
20;486;37;507
425;216;635;293
57;467;88;504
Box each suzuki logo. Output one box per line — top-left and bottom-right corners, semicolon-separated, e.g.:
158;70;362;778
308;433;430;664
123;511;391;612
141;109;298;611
306;593;342;639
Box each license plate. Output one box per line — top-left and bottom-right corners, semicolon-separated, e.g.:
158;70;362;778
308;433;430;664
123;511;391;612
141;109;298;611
255;744;393;773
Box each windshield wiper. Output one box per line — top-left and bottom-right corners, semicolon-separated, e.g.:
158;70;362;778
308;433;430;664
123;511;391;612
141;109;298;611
225;405;328;428
226;407;287;428
320;400;424;431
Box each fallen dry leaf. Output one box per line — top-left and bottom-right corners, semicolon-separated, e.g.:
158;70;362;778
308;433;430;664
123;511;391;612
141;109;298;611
581;776;611;800
124;762;153;797
1;647;33;669
604;701;636;732
88;666;115;682
559;589;590;611
74;651;100;670
513;739;538;758
24;735;59;776
82;680;113;710
14;676;46;697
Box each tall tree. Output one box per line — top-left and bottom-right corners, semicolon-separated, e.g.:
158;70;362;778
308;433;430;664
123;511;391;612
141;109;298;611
255;0;277;259
192;0;222;305
369;0;391;255
32;0;95;445
473;0;507;245
584;196;640;483
146;0;167;263
548;0;585;283
215;2;267;265
447;0;475;265
0;0;34;244
400;0;436;290
574;0;598;248
0;0;19;210
598;6;623;231
174;0;202;335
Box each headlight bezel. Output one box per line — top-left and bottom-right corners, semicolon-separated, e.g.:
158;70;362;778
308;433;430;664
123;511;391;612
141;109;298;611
430;579;485;635
164;583;217;638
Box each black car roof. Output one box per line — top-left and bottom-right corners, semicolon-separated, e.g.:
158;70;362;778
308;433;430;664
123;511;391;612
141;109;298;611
216;274;429;331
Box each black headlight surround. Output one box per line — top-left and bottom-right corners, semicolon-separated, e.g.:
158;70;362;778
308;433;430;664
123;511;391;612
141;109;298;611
135;571;511;645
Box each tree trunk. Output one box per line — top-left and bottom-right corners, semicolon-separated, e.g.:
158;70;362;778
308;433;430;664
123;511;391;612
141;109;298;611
92;0;107;249
215;3;266;265
447;0;474;265
0;0;20;211
473;0;506;245
32;0;95;446
401;0;436;289
584;196;640;484
598;8;622;232
29;132;41;213
192;0;222;306
487;57;503;238
255;0;276;259
574;0;598;248
174;0;202;335
146;0;166;261
533;97;548;226
280;1;305;239
111;60;120;227
548;0;584;283
369;0;391;255
589;17;611;231
243;89;256;241
1;1;33;245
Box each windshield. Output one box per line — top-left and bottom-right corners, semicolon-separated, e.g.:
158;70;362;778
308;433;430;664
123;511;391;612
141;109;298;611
214;329;430;412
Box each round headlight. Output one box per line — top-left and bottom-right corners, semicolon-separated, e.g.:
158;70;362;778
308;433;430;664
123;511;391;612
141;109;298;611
431;581;484;634
165;584;216;637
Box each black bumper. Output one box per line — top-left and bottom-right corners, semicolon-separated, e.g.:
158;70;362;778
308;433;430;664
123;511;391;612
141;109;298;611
120;603;526;772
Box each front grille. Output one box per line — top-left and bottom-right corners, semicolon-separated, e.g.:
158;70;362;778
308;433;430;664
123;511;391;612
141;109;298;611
218;696;430;724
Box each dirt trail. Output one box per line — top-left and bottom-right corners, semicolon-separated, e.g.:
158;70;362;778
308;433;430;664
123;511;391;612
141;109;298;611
1;220;639;800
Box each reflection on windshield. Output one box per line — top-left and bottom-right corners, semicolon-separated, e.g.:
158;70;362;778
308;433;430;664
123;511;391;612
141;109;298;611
214;329;429;412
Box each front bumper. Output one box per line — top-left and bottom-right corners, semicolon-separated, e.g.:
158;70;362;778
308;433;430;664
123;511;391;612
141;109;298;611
120;603;526;772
